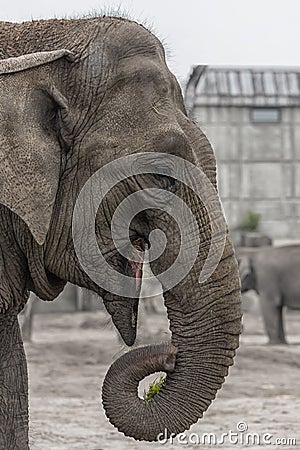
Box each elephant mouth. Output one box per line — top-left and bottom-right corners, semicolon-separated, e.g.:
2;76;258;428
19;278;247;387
127;236;148;293
104;236;148;347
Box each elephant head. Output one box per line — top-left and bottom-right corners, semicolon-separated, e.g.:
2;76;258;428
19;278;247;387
237;253;257;293
0;17;242;442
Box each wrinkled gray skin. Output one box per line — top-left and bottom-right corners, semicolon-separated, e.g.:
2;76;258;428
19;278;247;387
0;17;242;448
237;245;300;345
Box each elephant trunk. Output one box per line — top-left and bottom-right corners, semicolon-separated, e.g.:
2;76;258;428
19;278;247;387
102;235;241;441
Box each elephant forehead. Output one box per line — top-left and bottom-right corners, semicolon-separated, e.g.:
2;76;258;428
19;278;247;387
85;22;165;86
110;19;164;59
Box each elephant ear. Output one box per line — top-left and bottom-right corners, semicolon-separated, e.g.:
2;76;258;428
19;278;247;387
0;50;74;245
0;50;74;75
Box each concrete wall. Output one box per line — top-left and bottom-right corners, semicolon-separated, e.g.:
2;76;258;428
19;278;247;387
192;106;300;239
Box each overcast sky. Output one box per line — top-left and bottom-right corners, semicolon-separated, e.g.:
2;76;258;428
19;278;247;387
1;0;300;84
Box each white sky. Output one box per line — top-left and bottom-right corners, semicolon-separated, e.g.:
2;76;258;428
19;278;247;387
1;0;300;84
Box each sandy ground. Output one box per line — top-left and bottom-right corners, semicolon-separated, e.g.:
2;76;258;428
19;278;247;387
25;299;300;450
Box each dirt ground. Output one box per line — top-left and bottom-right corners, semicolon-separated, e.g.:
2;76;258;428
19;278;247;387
25;298;300;450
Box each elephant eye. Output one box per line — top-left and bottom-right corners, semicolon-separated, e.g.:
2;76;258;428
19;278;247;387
154;174;179;193
166;175;179;192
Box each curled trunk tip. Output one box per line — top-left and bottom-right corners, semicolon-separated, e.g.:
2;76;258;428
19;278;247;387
102;342;177;440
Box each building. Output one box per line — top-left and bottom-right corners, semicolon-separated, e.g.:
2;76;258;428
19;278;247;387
185;66;300;240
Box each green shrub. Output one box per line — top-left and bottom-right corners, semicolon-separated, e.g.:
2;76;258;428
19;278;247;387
143;376;166;403
241;210;260;231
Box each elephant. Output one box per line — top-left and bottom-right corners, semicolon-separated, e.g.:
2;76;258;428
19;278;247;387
237;245;300;344
0;15;242;449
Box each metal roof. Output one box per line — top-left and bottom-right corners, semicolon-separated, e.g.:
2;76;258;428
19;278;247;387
185;66;300;109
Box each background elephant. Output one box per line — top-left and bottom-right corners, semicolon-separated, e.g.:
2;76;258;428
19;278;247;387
0;16;241;448
237;245;300;344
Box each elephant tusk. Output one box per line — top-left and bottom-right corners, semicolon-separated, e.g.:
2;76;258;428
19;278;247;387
128;237;148;292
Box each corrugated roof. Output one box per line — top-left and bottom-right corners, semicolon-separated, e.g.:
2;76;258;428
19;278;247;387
185;66;300;108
